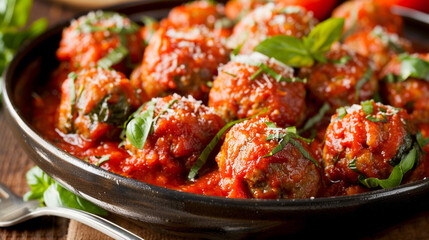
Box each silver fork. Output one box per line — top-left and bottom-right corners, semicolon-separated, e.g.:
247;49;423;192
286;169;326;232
0;182;143;240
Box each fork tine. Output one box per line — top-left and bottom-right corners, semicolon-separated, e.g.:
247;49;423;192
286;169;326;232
0;182;20;199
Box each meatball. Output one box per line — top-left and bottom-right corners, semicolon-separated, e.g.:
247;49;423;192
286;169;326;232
302;44;378;109
380;53;429;125
131;26;230;101
227;3;317;54
209;52;306;127
57;68;141;141
160;0;228;30
324;101;419;184
56;11;143;72
216;116;321;199
332;0;403;35
123;94;225;183
343;26;412;70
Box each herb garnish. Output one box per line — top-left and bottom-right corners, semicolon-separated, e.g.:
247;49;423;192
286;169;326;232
141;16;158;44
97;45;129;69
262;123;320;168
416;132;429;154
355;68;373;102
335;107;347;121
95;155;110;166
299;102;330;133
187;109;269;181
126;98;177;149
330;56;351;65
255;18;344;67
224;71;238;78
89;94;132;126
24;166;107;215
371;26;405;53
398;54;429;81
358;145;419;189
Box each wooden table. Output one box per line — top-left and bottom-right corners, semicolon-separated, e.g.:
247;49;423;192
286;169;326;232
2;0;429;239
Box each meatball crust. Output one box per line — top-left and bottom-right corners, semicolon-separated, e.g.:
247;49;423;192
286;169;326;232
216;116;321;199
160;0;227;29
303;44;378;109
380;53;429;124
332;0;403;35
343;26;412;70
124;94;225;182
209;52;306;127
57;68;141;141
227;3;317;54
324;101;416;183
131;26;230;101
56;11;143;72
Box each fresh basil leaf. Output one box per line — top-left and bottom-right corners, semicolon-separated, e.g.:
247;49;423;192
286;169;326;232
262;134;290;158
0;0;32;29
399;54;429;81
366;114;387;123
361;100;374;115
416;132;429;154
223;71;237;78
289;138;320;168
89;94;132;126
96;155;110;166
355;68;373;102
299;102;330;133
359;146;418;189
97;45;129;69
255;35;314;67
349;158;360;173
23;166;54;202
383;73;399;83
264;121;277;129
330;56;351;65
371;26;405;54
44;182;108;216
335;107;347;121
125;100;156;149
250;68;263;80
188;109;269;181
151;99;178;133
303;18;344;62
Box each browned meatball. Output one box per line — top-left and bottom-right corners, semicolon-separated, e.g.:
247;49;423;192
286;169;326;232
57;68;141;142
343;26;412;70
216;116;321;199
160;0;228;30
123;94;225;183
209;52;306;127
131;26;230;101
324;101;420;185
227;3;317;54
332;0;403;35
380;53;429;124
56;11;143;73
302;44;378;109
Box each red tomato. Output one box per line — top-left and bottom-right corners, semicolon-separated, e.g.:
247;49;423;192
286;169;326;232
277;0;338;20
376;0;429;14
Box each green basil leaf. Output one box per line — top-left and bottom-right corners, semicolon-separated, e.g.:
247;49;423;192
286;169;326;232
151;99;178;133
250;68;263;80
96;155;110;166
359;146;418;189
361;100;374;115
97;45;129;69
126;117;151;149
416;132;429;153
188;109;269;181
303;18;344;60
262;134;290;158
289;138;320;168
299;102;330;133
0;0;32;29
223;71;238;78
399;54;429;81
349;158;360;173
265;121;277;129
335;107;347;121
355;68;373;102
44;182;108;216
366;114;387;123
89;94;132;126
254;35;314;67
23;166;54;202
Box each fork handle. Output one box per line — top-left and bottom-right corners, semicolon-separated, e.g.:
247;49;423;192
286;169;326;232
31;207;144;240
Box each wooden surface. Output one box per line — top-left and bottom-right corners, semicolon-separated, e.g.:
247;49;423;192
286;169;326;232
2;0;429;239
